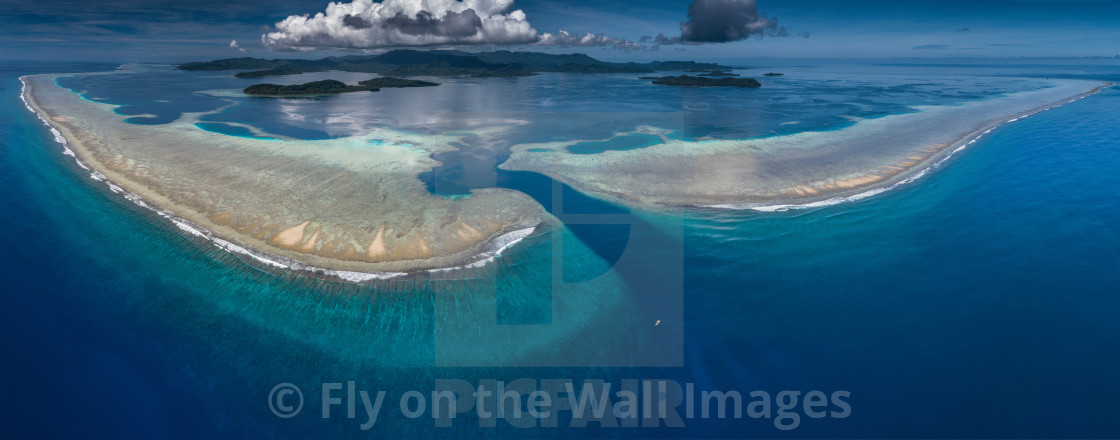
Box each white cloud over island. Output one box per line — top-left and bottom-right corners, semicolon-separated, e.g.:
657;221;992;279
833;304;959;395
261;0;797;51
537;30;646;51
262;0;539;49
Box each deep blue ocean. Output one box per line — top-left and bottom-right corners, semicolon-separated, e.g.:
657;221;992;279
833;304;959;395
2;59;1118;438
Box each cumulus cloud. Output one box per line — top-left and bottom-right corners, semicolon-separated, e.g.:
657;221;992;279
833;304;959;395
646;33;683;45
262;0;538;49
229;39;246;51
537;30;645;51
261;0;644;51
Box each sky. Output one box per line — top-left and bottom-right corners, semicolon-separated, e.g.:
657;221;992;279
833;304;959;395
2;0;1118;62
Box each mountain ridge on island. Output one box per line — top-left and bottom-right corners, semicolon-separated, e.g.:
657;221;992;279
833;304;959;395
179;49;734;78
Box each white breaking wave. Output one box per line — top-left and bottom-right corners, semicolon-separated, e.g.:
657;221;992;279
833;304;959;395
427;226;536;273
710;83;1111;213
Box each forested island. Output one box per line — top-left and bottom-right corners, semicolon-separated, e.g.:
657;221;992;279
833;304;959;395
645;75;762;87
243;77;440;96
181;50;733;78
243;80;376;96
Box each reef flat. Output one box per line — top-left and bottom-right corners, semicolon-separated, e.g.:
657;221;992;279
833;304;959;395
23;73;545;275
501;80;1112;210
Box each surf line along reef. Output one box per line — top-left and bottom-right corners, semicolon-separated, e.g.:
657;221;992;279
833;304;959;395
22;73;545;279
502;80;1112;211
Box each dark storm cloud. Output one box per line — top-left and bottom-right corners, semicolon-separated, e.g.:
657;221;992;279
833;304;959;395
679;0;790;43
640;0;799;47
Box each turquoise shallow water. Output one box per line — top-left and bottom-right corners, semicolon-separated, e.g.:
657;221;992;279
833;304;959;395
2;60;1119;438
193;122;277;140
